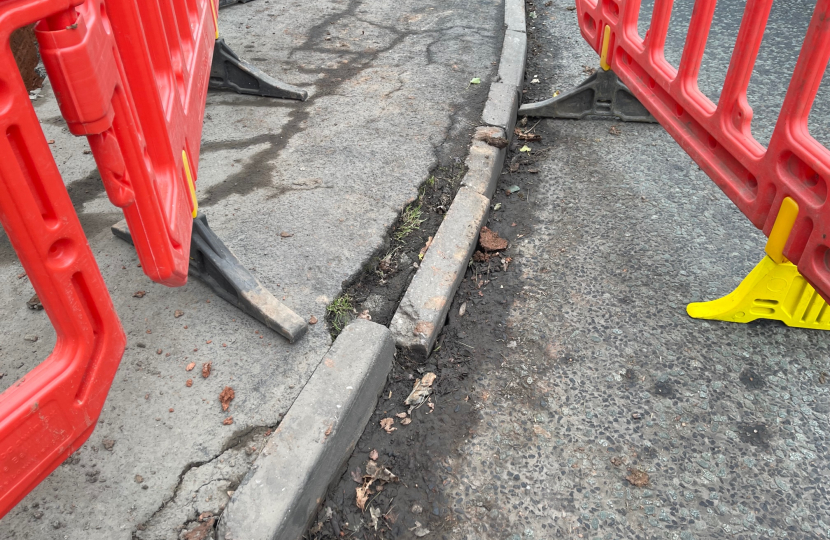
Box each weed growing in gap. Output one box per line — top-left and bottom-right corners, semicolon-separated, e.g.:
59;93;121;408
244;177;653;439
326;294;354;334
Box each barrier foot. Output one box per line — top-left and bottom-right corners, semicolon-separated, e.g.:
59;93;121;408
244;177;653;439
218;0;256;7
686;256;830;330
518;68;656;123
112;215;309;343
209;38;308;101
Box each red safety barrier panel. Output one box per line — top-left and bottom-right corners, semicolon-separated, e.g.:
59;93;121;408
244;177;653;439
34;0;217;287
576;0;830;300
0;0;126;517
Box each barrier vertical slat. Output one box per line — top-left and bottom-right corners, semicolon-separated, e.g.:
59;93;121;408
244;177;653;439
676;0;716;98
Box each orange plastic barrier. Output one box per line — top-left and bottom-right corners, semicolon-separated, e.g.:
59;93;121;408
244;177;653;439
576;0;830;300
0;0;126;517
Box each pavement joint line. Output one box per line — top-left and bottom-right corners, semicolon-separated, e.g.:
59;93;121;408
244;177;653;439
213;2;527;537
390;2;526;357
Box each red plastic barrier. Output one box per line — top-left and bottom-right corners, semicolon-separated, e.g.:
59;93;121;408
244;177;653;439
34;0;218;287
576;0;830;300
0;0;126;517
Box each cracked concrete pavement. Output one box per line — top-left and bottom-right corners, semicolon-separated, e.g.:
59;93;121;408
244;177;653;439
0;0;505;538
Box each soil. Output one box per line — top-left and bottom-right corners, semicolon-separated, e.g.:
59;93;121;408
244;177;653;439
307;147;539;539
11;25;43;92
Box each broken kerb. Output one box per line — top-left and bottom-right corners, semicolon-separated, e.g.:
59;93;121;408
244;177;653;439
111;214;308;343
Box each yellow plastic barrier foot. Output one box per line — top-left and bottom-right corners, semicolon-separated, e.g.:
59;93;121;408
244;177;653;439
686;256;830;329
687;196;830;330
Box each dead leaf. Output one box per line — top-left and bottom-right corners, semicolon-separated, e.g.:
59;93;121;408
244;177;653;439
395;412;408;419
401;417;412;425
369;449;379;460
479;226;508;251
356;483;371;511
309;315;318;324
380;418;396;433
404;372;437;407
365;460;398;483
186;379;193;387
419;236;433;260
351;468;363;483
626;468;649;487
324;424;333;437
202;362;212;378
186;362;196;371
219;386;235;411
174;310;184;318
357;309;372;320
483;135;508;148
369;507;382;530
183;517;216;540
473;250;492;262
514;128;542;142
609;126;622;135
280;232;293;238
409;521;430;537
26;294;43;310
458;302;467;317
223;417;233;425
133;291;146;298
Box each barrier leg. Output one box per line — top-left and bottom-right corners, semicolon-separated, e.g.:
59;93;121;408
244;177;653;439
111;215;308;342
209;38;308;101
518;68;656;122
218;0;256;7
687;198;830;330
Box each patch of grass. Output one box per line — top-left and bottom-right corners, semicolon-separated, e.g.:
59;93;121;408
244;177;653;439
326;294;354;334
394;202;426;242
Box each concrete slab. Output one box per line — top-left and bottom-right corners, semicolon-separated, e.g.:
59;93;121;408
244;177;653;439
0;0;504;537
390;187;489;355
482;81;520;133
217;319;394;540
463;126;507;200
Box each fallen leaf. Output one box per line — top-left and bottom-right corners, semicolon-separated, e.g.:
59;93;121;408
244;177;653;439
369;507;382;530
174;310;184;318
458;302;467;317
380;418;397;433
419;236;433;260
626;468;649;487
186;362;196;371
309;315;318;324
514;128;542;142
183;517;215;540
427;402;435;412
404;372;437;407
26;294;43;310
395;412;408;419
483;136;508;148
519;145;531;153
324;424;333;437
202;362;212;378
552;89;560;98
223;417;233;425
492;202;502;211
357;309;372;320
280;232;293;238
133;291;146;298
409;521;431;537
479;226;508;252
609;125;622;135
469;77;481;84
529;10;537;18
369;449;379;460
356;483;371;511
365;460;398;483
219;386;235;411
506;185;521;194
351;468;363;483
401;417;412;425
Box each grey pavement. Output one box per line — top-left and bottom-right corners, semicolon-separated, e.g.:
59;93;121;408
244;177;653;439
448;1;830;539
0;0;503;538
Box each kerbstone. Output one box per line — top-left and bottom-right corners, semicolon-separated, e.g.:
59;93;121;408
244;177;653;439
505;0;526;32
217;319;394;540
498;30;527;89
390;187;489;355
482;82;520;133
463;127;507;199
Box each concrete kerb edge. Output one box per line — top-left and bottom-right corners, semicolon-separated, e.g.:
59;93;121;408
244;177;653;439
389;0;527;355
216;320;394;540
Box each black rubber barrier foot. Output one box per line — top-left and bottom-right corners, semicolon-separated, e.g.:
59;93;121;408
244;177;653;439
218;0;256;8
112;214;309;343
209;38;308;101
518;68;656;123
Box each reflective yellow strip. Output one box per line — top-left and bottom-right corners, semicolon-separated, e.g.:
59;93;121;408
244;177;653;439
209;0;219;38
182;150;198;218
600;25;612;71
765;196;799;263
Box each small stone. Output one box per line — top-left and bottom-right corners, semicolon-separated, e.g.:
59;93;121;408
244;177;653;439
223;417;233;425
102;439;115;451
186;379;193;387
133;291;146;298
309;315;318;324
135;475;144;483
24;334;38;342
174;310;184;318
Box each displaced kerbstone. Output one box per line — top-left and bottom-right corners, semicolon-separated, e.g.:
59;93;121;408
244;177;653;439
498;30;527;89
217;320;394;540
390;187;489;355
505;0;526;33
482;82;520;133
462;127;507;199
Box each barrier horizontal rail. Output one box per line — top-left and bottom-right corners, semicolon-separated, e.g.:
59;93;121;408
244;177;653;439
574;0;830;302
